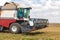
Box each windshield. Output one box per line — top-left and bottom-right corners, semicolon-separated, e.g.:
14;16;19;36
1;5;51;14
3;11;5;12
17;8;30;18
24;9;30;18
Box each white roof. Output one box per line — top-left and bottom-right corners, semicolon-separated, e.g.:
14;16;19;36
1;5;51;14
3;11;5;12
17;4;31;8
0;0;11;6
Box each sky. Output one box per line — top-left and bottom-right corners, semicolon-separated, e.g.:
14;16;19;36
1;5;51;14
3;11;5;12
0;0;11;6
0;0;60;23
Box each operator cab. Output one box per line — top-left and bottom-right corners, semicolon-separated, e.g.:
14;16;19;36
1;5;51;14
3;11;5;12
17;7;32;19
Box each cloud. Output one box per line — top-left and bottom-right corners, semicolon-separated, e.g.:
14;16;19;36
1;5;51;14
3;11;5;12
11;0;60;23
1;0;60;23
0;0;11;6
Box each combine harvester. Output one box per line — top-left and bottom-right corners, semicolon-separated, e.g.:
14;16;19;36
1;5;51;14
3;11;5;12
0;2;48;34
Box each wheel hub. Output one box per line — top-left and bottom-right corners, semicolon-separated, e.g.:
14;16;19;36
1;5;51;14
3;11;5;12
11;26;17;32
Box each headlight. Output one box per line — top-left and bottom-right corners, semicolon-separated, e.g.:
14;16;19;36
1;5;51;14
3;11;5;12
29;21;34;26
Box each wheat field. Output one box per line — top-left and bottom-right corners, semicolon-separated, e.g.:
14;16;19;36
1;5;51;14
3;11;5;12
0;23;60;40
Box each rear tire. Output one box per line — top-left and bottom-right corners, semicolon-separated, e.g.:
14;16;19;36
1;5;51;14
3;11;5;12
9;23;21;34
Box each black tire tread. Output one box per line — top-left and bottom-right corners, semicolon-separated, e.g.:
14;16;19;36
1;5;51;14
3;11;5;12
9;23;21;34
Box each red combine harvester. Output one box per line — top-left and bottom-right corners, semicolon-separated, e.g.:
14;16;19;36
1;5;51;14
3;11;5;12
0;2;48;34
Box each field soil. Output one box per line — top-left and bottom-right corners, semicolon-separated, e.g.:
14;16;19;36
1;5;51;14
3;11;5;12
0;23;60;40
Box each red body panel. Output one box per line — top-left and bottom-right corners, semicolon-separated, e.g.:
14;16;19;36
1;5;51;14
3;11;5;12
0;19;16;28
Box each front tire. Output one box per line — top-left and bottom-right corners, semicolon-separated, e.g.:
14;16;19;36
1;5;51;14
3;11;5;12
9;23;21;34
